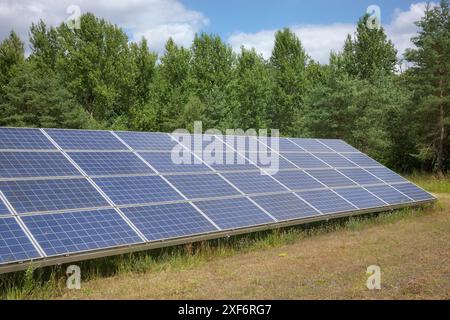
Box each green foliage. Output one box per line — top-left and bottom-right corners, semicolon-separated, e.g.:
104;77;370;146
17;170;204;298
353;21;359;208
269;28;309;135
343;15;398;79
0;61;98;129
0;31;24;98
404;0;450;173
0;8;448;172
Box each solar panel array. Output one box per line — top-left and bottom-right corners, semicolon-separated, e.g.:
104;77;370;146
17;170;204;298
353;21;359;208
0;127;436;271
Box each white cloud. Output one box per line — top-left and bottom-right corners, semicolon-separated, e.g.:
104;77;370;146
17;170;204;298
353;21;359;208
228;2;437;64
0;0;208;54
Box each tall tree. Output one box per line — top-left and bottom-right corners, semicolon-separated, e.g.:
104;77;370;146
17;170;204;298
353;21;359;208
0;31;24;97
0;61;97;129
52;13;135;123
405;0;450;173
343;15;397;79
269;28;309;135
190;33;237;130
233;47;271;130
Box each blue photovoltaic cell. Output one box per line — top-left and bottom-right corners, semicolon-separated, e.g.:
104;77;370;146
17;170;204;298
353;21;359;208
224;135;258;152
306;169;356;188
194;197;274;229
272;170;324;190
0;152;81;178
46;129;127;151
222;171;286;195
365;185;412;205
313;153;357;168
68;152;154;176
0;179;109;214
334;187;387;209
338;168;384;185
165;173;240;199
391;183;434;202
94;175;183;205
139;152;212;173
0;199;10;215
252;193;318;220
250;153;297;170
297;190;356;214
209;150;259;172
288;138;333;152
174;133;216;151
264;138;305;152
366;167;408;183
122;203;217;241
22;209;142;256
116;132;177;151
282;153;330;169
0;128;55;150
0;217;41;264
318;139;360;153
345;153;382;167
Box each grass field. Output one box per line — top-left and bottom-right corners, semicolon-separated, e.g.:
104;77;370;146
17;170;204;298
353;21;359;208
0;174;449;300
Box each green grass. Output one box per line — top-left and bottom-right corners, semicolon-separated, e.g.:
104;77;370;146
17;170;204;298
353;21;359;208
406;172;450;193
0;201;436;300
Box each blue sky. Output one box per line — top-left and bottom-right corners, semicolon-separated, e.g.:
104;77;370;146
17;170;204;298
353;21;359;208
0;1;435;63
183;0;417;36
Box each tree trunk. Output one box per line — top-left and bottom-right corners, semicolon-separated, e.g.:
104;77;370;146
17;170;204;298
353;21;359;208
435;76;445;176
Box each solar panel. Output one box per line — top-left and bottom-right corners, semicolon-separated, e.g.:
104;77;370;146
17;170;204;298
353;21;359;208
344;153;382;167
313;153;357;168
0;199;10;215
22;209;143;256
139;152;212;174
274;138;305;152
116;132;177;151
365;185;412;205
0;127;436;272
0;217;41;264
387;183;434;202
0;178;109;214
222;171;286;194
334;187;387;209
272;170;324;191
93;175;183;205
0;128;56;150
122;203;218;241
46;129;127;151
165;173;240;199
288;138;333;152
0;152;81;178
297;190;356;214
194;197;274;229
338;168;384;185
318;139;360;153
254;155;297;170
366;167;408;183
68;152;154;176
306;169;357;188
252;193;318;220
209;151;259;172
281;153;330;169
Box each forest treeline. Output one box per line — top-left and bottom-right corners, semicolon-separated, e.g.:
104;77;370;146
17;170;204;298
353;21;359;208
0;1;448;173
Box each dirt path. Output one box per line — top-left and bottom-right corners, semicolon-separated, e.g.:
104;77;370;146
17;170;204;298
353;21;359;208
63;196;450;300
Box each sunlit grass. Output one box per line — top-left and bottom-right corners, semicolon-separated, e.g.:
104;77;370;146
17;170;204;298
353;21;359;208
0;200;438;300
406;172;450;194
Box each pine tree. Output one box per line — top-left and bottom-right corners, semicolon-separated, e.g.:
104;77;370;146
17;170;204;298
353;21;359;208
0;31;25;98
405;0;450;173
